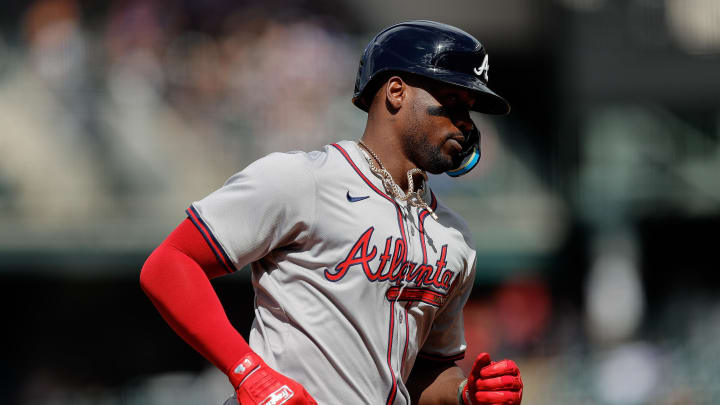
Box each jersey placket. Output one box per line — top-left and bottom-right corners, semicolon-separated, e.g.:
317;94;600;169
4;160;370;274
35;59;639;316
376;199;408;405
395;202;422;404
398;202;432;379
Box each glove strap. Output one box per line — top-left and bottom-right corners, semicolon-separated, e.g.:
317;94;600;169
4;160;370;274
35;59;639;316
458;378;468;405
227;352;262;388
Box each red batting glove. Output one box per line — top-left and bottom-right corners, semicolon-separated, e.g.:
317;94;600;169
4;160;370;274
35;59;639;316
228;352;317;405
462;353;523;405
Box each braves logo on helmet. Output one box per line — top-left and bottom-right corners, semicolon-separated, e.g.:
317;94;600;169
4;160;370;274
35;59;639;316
473;54;490;83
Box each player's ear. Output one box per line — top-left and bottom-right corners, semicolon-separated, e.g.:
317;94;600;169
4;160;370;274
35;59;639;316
385;76;406;112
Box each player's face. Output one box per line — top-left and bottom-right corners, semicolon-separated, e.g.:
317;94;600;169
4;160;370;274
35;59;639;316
403;81;476;174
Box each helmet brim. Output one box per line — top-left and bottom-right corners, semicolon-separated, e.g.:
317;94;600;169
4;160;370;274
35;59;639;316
427;69;510;115
352;67;510;115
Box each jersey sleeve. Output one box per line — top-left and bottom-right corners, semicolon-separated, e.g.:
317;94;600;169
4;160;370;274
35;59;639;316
187;151;316;273
418;252;476;361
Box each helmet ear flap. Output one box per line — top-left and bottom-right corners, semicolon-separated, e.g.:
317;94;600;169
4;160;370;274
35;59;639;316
446;126;481;177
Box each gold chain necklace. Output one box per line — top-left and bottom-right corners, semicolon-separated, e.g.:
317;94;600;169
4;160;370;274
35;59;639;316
357;140;438;220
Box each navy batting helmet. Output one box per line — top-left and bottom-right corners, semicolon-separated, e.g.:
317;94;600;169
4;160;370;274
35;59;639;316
352;20;509;115
352;20;509;177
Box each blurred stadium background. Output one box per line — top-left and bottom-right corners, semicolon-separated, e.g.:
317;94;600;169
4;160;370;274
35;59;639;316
1;0;719;404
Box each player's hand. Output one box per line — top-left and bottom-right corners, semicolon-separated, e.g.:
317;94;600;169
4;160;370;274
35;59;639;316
229;353;318;405
462;352;523;405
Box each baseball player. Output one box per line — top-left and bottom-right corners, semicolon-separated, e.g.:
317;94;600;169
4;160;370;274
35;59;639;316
141;20;523;405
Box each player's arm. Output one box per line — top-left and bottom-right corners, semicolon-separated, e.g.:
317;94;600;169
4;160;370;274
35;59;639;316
407;354;523;405
407;358;465;405
140;218;244;371
139;218;316;404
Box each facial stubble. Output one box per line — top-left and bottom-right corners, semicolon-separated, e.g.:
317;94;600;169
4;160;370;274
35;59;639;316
402;102;460;174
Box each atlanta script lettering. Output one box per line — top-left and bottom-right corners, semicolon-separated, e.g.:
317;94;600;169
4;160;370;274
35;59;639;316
324;227;455;292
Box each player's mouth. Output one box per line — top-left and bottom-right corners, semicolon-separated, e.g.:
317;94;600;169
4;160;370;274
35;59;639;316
446;134;465;153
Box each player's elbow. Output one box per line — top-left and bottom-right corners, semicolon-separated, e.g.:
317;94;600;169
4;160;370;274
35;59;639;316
139;244;169;297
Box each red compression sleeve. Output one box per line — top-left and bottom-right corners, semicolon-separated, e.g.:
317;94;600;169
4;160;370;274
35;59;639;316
140;218;251;374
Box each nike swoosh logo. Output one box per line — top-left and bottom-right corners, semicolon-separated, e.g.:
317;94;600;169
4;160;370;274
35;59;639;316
346;191;369;202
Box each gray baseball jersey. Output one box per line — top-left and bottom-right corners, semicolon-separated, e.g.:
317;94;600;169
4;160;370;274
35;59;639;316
188;140;477;404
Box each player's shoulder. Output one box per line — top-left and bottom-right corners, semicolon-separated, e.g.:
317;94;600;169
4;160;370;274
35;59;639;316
316;140;361;166
246;141;350;170
225;141;354;189
431;194;476;250
260;140;361;175
229;147;324;182
246;149;319;171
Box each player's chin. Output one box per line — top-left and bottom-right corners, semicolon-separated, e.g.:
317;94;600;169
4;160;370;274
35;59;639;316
426;153;457;175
